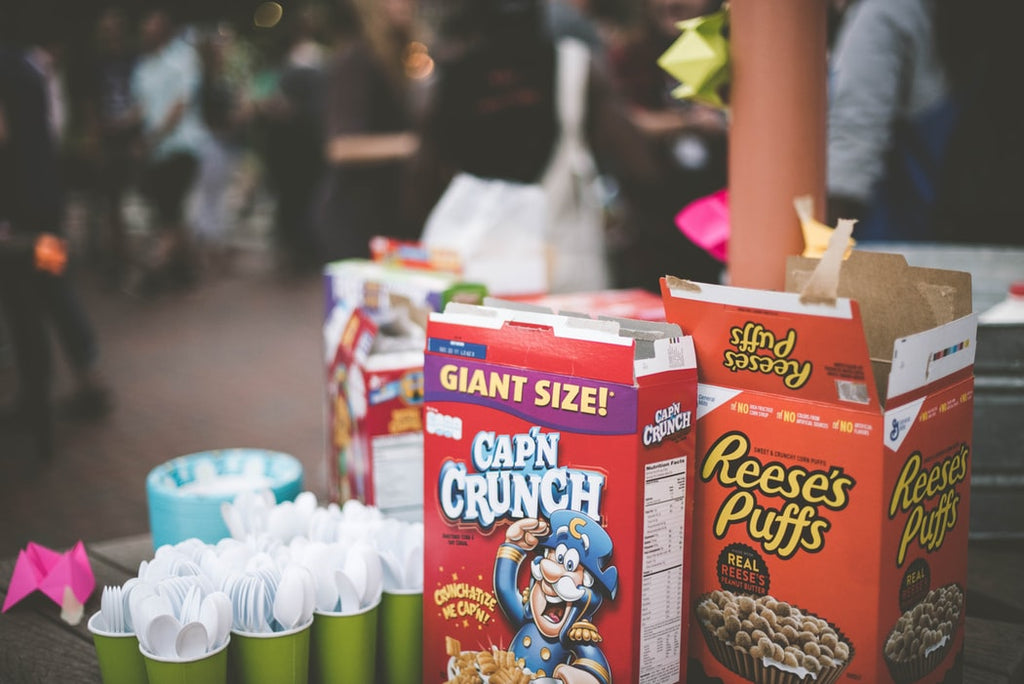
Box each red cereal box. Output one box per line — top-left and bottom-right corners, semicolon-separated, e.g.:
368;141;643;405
661;250;975;684
323;260;485;515
423;302;698;683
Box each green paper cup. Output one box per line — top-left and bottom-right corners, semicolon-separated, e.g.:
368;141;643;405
377;590;422;684
310;602;379;684
88;611;149;684
228;618;312;684
142;636;230;684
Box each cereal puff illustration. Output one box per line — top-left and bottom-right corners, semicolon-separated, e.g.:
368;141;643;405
494;510;619;684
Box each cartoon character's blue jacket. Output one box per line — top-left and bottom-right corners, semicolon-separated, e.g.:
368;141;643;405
495;543;612;683
494;510;618;684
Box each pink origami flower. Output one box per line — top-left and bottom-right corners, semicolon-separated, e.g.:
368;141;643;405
2;541;95;624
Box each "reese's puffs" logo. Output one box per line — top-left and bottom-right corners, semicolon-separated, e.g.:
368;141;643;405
724;322;812;390
888;444;969;567
702;431;855;559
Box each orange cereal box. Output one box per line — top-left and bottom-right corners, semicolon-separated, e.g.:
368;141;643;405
423;302;698;683
661;250;975;684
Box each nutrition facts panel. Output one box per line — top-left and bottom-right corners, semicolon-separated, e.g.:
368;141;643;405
639;456;687;683
371;432;424;521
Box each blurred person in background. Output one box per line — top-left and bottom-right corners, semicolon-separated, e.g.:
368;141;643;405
314;0;423;262
255;3;329;274
933;0;1024;245
545;0;606;62
192;25;255;274
825;0;1024;246
80;6;142;288
129;8;209;294
826;0;957;241
405;0;662;293
1;25;111;461
608;0;727;288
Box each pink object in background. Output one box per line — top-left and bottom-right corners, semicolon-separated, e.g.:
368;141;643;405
2;541;95;615
675;188;730;263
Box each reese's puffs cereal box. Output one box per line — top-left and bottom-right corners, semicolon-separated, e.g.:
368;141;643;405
423;302;698;683
661;250;976;684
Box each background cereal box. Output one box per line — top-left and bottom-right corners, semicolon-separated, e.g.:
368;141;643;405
423;303;697;683
323;259;484;512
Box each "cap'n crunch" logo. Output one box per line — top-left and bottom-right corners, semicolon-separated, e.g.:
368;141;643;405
702;431;855;559
438;427;607;530
724;322;812;390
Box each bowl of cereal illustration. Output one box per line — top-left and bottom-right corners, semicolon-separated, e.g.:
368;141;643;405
883;583;963;683
445;642;540;683
695;590;854;684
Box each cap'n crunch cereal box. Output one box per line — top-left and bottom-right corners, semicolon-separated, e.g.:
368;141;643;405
661;250;975;684
423;303;698;683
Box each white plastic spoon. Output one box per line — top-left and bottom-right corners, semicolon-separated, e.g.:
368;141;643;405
343;552;368;605
175;622;209;660
334;570;361;613
198;595;221;649
180;584;202;625
314;567;339;613
146;613;181;659
297;566;316;625
405;544;424;591
273;568;304;630
379;550;404;592
208;591;233;648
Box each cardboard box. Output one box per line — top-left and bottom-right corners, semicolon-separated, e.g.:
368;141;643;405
323;260;484;516
661;251;976;684
422;303;698;683
326;306;425;520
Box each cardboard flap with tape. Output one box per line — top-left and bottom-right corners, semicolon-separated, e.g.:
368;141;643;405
786;245;974;404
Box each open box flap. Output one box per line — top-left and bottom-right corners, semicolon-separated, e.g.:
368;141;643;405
429;302;685;384
661;277;879;409
324;259;458;316
786;250;973;402
887;313;978;400
479;299;689;376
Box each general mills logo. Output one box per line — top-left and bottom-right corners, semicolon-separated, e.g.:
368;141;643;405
890;414;915;442
890;418;902;441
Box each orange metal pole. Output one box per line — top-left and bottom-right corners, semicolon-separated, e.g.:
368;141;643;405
728;0;827;290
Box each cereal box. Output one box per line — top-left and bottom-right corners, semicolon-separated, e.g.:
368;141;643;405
324;260;484;516
326;305;426;520
661;250;976;684
423;302;698;683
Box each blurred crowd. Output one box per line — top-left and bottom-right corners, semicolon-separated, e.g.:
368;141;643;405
2;0;734;290
2;0;1022;461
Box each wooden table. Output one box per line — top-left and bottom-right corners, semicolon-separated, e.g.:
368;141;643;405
1;535;1022;683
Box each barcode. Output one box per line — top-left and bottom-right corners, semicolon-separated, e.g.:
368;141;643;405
668;337;686;368
836;380;869;404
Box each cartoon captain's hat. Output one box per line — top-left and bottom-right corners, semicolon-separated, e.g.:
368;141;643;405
540;509;618;600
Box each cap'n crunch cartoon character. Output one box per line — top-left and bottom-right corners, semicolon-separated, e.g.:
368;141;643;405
494;510;619;684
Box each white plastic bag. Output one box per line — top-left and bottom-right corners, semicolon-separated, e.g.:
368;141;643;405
421;172;550;296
